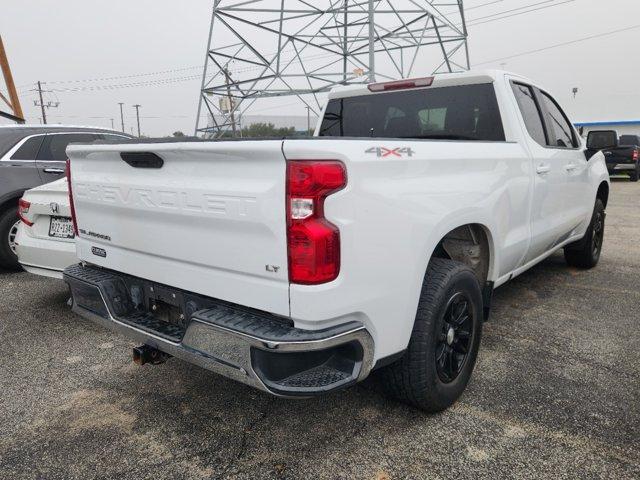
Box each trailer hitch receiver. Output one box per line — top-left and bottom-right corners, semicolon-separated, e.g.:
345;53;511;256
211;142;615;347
133;345;171;366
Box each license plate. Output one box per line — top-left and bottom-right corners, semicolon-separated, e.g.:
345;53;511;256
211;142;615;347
49;216;74;239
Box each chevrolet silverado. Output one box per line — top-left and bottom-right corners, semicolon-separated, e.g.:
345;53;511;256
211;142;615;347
63;70;610;411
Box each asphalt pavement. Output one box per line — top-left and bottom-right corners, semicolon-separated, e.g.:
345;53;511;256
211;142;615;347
1;181;638;480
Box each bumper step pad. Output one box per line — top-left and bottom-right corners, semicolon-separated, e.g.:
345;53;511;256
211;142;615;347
278;365;351;389
64;263;186;341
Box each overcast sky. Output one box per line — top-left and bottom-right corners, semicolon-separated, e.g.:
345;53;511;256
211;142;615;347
2;0;640;136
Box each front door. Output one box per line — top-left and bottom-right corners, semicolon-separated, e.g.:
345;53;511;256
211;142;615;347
536;90;592;233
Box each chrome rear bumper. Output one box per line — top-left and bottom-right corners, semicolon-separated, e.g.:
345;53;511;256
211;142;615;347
64;263;374;397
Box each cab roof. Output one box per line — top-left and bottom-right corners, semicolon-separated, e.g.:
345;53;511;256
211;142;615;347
326;69;529;100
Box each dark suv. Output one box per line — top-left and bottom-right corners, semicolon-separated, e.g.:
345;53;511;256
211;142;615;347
0;125;132;270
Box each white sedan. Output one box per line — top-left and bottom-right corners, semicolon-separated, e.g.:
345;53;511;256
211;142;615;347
14;178;76;279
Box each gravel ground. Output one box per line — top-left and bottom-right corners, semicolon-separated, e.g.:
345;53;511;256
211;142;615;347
1;181;638;480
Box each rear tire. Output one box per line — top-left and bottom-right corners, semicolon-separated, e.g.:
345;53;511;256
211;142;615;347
630;166;639;182
0;207;22;271
378;258;483;412
564;199;605;269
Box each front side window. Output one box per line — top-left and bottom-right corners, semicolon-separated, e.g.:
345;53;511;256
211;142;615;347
540;92;578;148
319;83;505;141
10;136;45;160
511;83;547;147
38;133;101;161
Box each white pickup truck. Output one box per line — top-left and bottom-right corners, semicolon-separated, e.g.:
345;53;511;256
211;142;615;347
63;70;610;411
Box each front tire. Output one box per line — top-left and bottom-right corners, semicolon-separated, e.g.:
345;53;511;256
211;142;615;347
564;199;605;269
378;258;483;412
0;207;22;271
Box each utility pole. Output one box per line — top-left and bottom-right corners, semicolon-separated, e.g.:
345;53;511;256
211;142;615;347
33;81;59;124
0;35;24;123
37;81;47;124
110;118;114;129
133;104;142;137
223;68;237;136
118;102;125;132
306;106;311;136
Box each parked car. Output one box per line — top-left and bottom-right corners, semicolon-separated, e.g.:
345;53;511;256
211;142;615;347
14;178;76;278
0;125;132;270
586;130;640;181
63;70;610;411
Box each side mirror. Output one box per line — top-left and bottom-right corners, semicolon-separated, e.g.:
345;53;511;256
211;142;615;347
587;130;618;150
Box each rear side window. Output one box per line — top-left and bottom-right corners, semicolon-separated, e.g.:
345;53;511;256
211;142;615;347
540;92;578;148
10;136;45;160
511;83;547;146
101;134;128;143
319;83;505;141
38;133;101;161
619;135;640;146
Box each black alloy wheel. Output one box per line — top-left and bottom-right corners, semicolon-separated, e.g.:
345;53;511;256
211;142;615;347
591;209;604;259
436;292;474;383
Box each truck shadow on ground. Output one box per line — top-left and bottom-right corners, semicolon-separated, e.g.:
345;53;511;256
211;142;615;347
60;254;584;454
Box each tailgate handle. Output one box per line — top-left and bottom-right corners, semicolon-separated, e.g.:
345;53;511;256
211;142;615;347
120;152;164;169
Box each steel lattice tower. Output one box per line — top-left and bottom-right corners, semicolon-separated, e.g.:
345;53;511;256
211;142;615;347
195;0;469;137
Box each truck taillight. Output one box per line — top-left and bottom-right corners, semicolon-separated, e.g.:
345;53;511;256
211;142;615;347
286;160;346;284
17;198;33;226
634;149;639;161
65;159;78;236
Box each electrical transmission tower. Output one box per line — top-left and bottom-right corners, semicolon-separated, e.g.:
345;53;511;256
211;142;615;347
195;0;469;137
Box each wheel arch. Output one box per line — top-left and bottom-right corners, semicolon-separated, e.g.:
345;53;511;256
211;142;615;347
0;191;24;215
428;222;497;286
596;181;609;208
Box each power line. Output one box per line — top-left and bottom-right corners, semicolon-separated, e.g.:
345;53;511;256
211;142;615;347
47;74;202;93
18;1;514;92
473;24;640;65
14;1;548;94
466;0;509;12
468;0;567;22
12;0;574;96
43;65;204;84
467;0;577;27
222;1;581;77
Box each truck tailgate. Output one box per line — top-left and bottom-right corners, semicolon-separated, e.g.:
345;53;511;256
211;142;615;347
67;140;290;316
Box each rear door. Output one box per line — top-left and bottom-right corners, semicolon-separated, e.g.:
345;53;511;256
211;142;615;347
0;134;46;197
510;81;568;263
36;132;104;182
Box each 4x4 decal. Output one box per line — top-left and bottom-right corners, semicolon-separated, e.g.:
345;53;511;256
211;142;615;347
365;146;415;158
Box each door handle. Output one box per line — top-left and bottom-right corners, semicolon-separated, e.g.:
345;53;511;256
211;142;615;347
43;168;65;174
565;163;578;172
536;164;551;175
